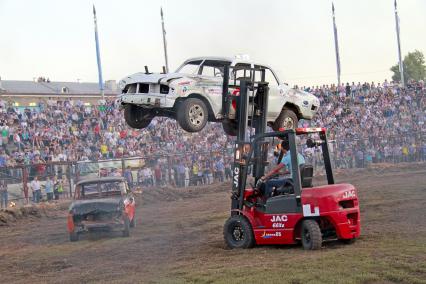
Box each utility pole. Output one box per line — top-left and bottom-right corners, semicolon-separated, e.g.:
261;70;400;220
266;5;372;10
161;7;169;73
93;5;105;100
394;0;405;87
332;2;341;87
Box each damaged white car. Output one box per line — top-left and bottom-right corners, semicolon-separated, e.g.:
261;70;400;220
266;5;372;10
118;56;319;135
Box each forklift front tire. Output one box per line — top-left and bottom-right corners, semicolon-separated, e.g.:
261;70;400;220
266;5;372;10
224;215;254;249
301;219;322;250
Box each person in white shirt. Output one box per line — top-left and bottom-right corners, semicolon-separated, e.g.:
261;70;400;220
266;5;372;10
184;165;190;187
31;176;41;203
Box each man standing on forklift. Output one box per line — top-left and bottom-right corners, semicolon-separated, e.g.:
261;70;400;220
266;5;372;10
261;138;305;197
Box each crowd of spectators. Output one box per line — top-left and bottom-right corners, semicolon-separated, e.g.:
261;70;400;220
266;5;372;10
0;79;424;198
303;79;425;168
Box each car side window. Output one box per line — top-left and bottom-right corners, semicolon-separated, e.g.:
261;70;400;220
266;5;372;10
264;68;279;86
233;63;251;81
199;60;227;77
253;65;279;86
200;65;220;77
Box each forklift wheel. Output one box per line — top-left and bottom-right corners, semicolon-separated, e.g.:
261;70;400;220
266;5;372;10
301;220;322;250
223;215;254;249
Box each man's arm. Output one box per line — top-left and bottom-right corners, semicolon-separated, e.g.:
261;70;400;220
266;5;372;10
262;163;285;180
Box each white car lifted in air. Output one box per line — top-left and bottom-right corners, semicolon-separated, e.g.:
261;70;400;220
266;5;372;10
118;56;319;135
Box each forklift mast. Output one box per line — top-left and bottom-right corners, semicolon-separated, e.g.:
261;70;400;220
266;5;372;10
223;65;334;213
221;65;270;212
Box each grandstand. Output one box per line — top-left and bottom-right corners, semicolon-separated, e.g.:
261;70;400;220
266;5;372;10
0;78;118;106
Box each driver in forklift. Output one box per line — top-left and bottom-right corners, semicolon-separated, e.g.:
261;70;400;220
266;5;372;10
260;138;305;198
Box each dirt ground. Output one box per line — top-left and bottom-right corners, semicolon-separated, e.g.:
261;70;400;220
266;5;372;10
0;163;425;284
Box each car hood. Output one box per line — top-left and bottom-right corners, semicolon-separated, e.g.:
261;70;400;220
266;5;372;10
70;198;123;215
120;72;188;86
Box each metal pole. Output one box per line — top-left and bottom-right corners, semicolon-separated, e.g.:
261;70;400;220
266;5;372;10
161;7;169;73
332;3;341;87
93;5;105;100
394;0;405;87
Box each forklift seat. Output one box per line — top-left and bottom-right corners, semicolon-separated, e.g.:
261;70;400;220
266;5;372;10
272;164;314;196
300;164;313;188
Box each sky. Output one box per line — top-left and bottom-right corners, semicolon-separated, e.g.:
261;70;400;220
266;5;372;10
0;0;425;87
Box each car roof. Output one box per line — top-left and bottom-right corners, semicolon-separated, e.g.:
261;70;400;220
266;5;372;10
76;176;125;186
182;56;274;70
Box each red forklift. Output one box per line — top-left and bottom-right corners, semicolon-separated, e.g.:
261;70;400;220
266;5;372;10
222;68;360;249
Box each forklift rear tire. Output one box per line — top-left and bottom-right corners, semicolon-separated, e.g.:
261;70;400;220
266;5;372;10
273;109;298;130
222;119;238;136
223;215;254;249
176;98;208;132
124;104;152;129
301;220;322;250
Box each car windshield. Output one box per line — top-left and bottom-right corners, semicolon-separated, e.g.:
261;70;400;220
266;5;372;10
80;181;126;199
176;60;202;74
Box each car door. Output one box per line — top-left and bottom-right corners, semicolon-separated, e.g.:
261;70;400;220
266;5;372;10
198;60;229;117
258;66;283;121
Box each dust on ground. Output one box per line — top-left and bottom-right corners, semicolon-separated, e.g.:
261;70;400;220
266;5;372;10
0;163;425;284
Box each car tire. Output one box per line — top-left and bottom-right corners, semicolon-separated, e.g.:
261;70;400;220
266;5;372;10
222;119;238;136
176;98;208;132
301;219;322;250
124;104;152;129
223;215;255;249
273;109;299;130
122;216;130;237
130;216;136;228
69;231;79;242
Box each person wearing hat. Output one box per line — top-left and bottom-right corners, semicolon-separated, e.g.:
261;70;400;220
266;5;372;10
261;138;305;198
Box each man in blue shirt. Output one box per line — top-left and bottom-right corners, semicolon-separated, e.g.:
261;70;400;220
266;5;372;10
261;139;305;198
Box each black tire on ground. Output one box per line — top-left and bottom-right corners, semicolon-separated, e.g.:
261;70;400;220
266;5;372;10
122;217;130;237
273;109;299;130
69;231;79;242
223;215;255;249
222;119;238;136
301;219;322;250
176;98;208;132
123;104;152;129
130;216;136;228
341;238;356;245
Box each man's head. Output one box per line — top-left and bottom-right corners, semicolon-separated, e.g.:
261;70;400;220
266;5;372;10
281;138;290;153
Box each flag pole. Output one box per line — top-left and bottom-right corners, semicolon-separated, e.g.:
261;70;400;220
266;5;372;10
93;5;104;100
394;0;405;87
161;7;169;73
332;3;341;87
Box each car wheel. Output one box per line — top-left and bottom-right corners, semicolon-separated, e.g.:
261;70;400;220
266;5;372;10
301;219;322;250
69;231;79;242
273;109;299;130
176;98;208;132
124;104;152;129
122;216;130;237
222;119;238;136
223;215;254;249
130;216;136;228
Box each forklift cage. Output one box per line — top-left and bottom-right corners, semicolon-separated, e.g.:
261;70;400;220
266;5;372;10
232;128;335;212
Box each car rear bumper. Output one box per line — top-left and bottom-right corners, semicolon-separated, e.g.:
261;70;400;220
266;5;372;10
118;93;175;108
76;220;125;232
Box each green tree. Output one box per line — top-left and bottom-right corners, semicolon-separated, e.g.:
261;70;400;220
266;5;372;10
390;50;426;83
